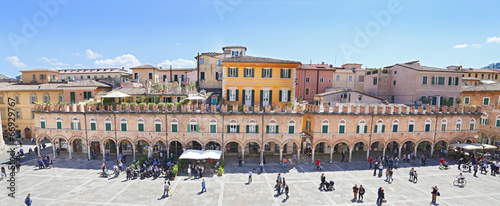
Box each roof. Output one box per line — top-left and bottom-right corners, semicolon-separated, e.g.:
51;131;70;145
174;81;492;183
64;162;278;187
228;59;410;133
0;82;65;91
463;68;498;73
58;68;130;74
130;65;158;70
298;64;336;70
59;80;111;88
20;68;58;73
222;46;247;49
159;67;196;71
461;77;480;81
315;89;384;100
395;63;466;73
112;87;147;95
222;55;301;64
462;83;500;92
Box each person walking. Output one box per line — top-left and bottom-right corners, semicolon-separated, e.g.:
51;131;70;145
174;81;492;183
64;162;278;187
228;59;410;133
352;184;359;200
248;170;253;183
282;157;287;168
358;185;365;201
201;179;207;193
394;157;399;169
293;153;297;163
320;173;326;190
276;179;282;195
385;169;390;182
413;170;418;183
374;162;379;176
341;150;345;162
25;194;32;206
187;165;192;179
431;186;439;204
473;163;479;177
282;177;286;194
422;155;427;165
316;158;321;170
409;168;414;181
458;158;463;170
378;163;383;177
369;157;374;168
377;187;385;205
163;181;170;197
388;169;393;182
285;184;289;199
260;161;264;174
276;173;282;187
238;155;242;167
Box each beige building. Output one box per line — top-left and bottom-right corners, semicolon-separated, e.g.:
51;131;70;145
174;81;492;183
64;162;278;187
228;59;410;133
158;67;197;85
364;61;466;105
21;69;59;84
332;64;366;91
313;89;385;105
33;102;480;163
58;68;130;81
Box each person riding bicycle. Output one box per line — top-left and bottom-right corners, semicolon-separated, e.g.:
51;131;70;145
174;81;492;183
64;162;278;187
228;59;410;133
456;173;465;183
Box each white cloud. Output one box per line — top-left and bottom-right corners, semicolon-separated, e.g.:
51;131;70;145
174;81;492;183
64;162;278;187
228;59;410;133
94;54;141;68
471;44;481;48
74;63;86;67
5;56;27;68
38;57;69;66
486;36;500;44
453;44;469;49
85;49;102;59
158;58;196;68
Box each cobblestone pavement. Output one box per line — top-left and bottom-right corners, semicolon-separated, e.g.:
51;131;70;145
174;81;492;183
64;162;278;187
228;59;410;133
1;141;499;205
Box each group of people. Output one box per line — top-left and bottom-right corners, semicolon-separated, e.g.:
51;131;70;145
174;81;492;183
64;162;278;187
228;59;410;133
187;164;205;179
370;156;399;170
352;184;366;201
275;173;290;199
37;155;52;169
319;173;334;191
408;168;418;183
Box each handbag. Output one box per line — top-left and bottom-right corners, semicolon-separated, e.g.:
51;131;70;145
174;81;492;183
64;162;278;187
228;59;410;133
437;192;440;196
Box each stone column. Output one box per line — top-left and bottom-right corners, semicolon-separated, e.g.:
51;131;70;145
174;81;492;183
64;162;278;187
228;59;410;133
52;144;56;158
116;144;120;160
414;145;418;156
366;147;370;161
101;142;105;161
279;149;283;163
37;141;41;157
166;147;170;160
87;144;91;160
297;149;301;163
349;147;353;162
382;146;386;157
241;145;245;164
311;148;315;163
68;143;72;159
329;148;334;163
260;150;264;162
430;144;435;157
133;145;136;163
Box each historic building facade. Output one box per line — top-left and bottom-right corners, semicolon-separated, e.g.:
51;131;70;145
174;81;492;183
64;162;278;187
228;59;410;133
33;103;480;163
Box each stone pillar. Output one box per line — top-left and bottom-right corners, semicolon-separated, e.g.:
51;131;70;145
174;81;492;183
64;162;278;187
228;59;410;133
260;150;264;162
116;144;120;160
311;148;315;163
52;144;56;158
37;141;41;157
297;149;301;163
366;147;370;161
241;145;245;164
398;147;402;159
382;146;386;157
166;147;170;160
329;148;334;163
69;143;72;159
430;144;435;157
133;145;136;163
87;145;91;160
349;147;353;162
102;143;105;161
414;145;418;156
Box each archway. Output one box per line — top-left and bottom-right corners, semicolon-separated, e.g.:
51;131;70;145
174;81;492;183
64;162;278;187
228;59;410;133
333;142;349;162
465;139;473;144
186;140;202;150
417;140;433;157
103;139;117;161
89;139;101;160
135;140;150;157
386;141;400;158
118;139;133;162
153;140;166;159
24;127;32;139
72;138;84;153
478;133;489;144
264;141;281;155
38;136;53;157
370;141;384;159
282;141;299;162
401;141;415;156
225;142;240;154
205;141;221;150
246;142;261;155
169;141;183;158
491;135;500;147
434;140;448;158
353;142;367;161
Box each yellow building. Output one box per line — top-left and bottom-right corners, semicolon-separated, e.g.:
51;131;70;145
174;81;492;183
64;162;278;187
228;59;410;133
222;46;301;107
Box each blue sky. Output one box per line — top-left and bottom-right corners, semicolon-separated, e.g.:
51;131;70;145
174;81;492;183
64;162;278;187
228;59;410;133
1;0;500;77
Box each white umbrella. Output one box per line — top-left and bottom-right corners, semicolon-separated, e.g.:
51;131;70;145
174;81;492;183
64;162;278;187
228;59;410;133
472;143;497;150
102;91;131;98
450;144;483;150
179;149;222;160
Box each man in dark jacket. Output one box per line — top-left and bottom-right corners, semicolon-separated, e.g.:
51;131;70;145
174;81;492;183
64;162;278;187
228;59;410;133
377;187;385;205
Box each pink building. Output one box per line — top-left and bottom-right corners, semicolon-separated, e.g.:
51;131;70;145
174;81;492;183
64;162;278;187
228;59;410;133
296;63;335;103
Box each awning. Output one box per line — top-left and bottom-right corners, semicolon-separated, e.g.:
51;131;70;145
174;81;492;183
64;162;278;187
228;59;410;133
450;144;483;150
179;149;222;160
185;96;206;100
472;143;498;149
101;91;131;98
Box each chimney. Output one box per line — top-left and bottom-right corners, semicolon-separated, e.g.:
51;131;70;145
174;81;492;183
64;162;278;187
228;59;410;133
122;67;124;70
322;62;325;65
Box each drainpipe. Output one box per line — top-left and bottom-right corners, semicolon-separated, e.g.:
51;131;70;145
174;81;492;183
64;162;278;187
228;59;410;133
368;113;374;161
261;114;265;162
222;114;225;161
84;112;89;161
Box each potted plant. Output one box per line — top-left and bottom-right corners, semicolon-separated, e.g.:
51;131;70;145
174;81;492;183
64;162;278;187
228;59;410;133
218;166;224;176
171;164;178;180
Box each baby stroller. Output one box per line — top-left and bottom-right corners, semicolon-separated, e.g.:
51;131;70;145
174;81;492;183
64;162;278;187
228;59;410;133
325;180;335;191
102;168;109;178
439;161;449;170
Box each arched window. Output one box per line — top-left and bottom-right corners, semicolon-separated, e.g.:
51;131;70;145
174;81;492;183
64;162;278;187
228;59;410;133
43;93;50;103
469;118;476;130
154;117;162;132
424;118;432;132
267;119;278;134
188;118;199;133
305;118;311;131
104;117;112;131
58;93;64;102
71;116;80;130
338;119;346;134
120;117;128;131
321;119;329;134
137;117;145;132
40;116;46;129
375;119;385;133
288;119;296;134
56;116;62;129
357;119;367;134
247;119;257;133
392;119;399;132
209;118;217;133
170;118;178;132
480;113;488;125
30;93;37;104
440;118;448;131
90;117;97;131
408;119;415;132
456;118;462;131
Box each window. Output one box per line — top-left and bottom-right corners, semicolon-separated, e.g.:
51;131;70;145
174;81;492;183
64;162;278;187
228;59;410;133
319;78;324;82
228;89;238;101
228;125;238;133
441;119;447;131
392;120;399;132
32;74;36;80
247;119;258;133
425;119;431;132
218;60;222;66
336;75;340;81
288;120;296;134
358;76;364;82
305;78;310;82
40;117;46;129
464;97;470;104
215;72;222;80
267;119;278;134
87;76;90;79
105;118;112;131
155;119;162;132
305;119;311;131
83;91;92;100
120;118;127;131
228;67;238;77
59;94;64;102
408;119;415;132
43;95;50;103
137;118;145;132
348;76;352;82
280;90;290;102
262;68;272;78
40;74;46;80
432;76;445;85
15;111;21;119
188;118;199;133
422;76;428;85
231;51;239;57
393;81;396;85
30;94;37;103
305;88;310;95
338;120;346;134
469;118;475;130
149;73;153;79
244;68;254;77
456;119;462;131
71;117;80;130
90;118;96;131
483;97;490;105
200;72;205;80
174;75;178;82
321;119;329;133
200;58;204;64
480;114;488;125
374;120;385;133
209;119;217;133
281;68;291;78
373;78;378;85
357;120;367;134
171;119;178;132
56;116;62;129
394;71;397;74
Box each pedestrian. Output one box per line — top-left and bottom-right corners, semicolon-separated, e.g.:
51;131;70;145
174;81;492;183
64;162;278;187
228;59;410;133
199;165;203;178
285;184;289;199
388;169;393;182
293;153;297;163
15;161;21;172
167;181;173;196
0;167;6;181
394;157;399;169
25;193;32;206
276;173;282;187
385;169;390;182
260;161;264;173
458;158;463;170
194;166;198;179
385;155;389;166
188;165;192;179
238;155;242;167
341;150;345;162
378;163;383;177
473;163;478;177
163;181;170;197
409;168;414;181
377;187;385;205
316;158;321;170
282;177;286;194
374;162;379;176
277;178;282;195
431;186;439;204
126;167;132;180
248;170;252;183
320;173;326;190
413;170;418;183
201;179;206;193
369;157;373;168
352;184;359;200
282;157;287;168
422;155;426;165
358;185;365;201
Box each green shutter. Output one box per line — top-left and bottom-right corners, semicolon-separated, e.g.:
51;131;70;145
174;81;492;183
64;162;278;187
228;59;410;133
280;69;283;78
172;124;177;132
187;124;191;132
279;90;283;102
91;122;96;131
266;125;269;133
255;125;258;133
236;125;240;133
246;125;249;133
196;124;199;132
455;77;459;85
269;90;272;104
496;120;500;127
227;89;230;101
83;92;87;100
356;125;359;133
235;68;238;77
322;125;328;133
260;90;263;106
448;77;452;85
287;91;291;102
381;125;385;133
71;123;74;130
41;121;45;129
464;97;469;104
210;125;216;133
235;89;239;101
339;125;345;134
138;124;144;131
364;125;368;133
121;123;127;131
57;122;62;129
156;124;161;132
106;123;111;131
392;125;398;132
431;76;435;85
270;68;273;78
227;125;230;133
289;125;294;134
244;69;247;77
425;124;430;132
275;126;279;133
409;124;414;132
374;125;378;133
252;90;255;106
262;69;265;77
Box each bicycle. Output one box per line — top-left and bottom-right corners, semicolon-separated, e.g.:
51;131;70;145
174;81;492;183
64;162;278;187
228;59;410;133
461;164;472;172
453;179;467;186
